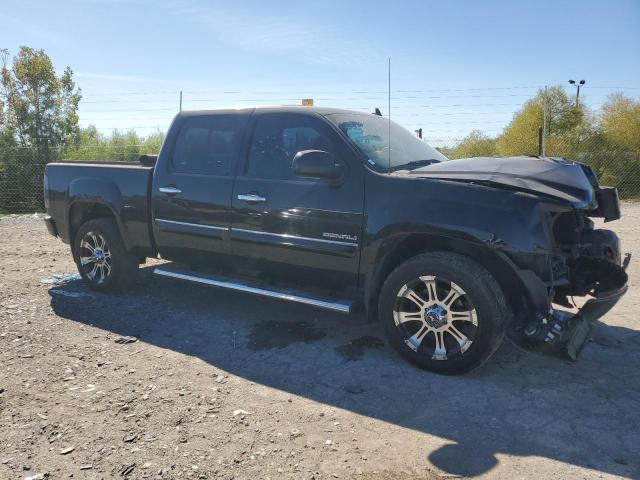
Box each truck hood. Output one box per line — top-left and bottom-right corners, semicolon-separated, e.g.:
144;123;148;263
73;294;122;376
410;156;598;207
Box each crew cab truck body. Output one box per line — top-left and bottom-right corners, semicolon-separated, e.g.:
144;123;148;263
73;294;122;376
43;107;629;374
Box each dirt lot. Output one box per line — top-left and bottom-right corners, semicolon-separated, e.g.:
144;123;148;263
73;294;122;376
1;204;639;480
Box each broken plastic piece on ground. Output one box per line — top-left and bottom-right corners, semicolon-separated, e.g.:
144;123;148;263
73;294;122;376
114;335;138;344
40;273;81;285
528;284;629;360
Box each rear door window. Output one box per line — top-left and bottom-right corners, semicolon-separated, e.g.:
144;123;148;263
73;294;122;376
172;115;240;175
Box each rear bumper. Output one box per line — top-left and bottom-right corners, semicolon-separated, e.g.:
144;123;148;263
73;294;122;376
44;215;58;237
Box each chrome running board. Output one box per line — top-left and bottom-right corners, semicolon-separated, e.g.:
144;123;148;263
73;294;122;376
153;265;354;314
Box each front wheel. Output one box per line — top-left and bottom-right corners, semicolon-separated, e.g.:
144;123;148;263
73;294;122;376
73;218;138;292
379;252;508;374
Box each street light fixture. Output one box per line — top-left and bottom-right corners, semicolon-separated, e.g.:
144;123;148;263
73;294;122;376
568;79;586;107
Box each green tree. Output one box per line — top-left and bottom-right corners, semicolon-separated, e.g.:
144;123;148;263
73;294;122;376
1;47;81;158
600;94;640;152
496;86;586;157
63;127;165;162
447;130;497;159
0;47;81;212
0;96;13;146
586;94;640;197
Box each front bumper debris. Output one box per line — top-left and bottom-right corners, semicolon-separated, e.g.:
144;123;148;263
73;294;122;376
547;284;629;360
525;253;630;360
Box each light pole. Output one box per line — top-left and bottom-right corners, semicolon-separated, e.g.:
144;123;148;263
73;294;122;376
568;79;585;108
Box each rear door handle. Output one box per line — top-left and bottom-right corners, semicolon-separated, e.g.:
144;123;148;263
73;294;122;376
237;193;266;203
159;186;182;194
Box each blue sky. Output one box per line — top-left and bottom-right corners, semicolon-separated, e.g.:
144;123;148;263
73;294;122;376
1;0;639;144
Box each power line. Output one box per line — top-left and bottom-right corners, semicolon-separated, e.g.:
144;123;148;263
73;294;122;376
79;117;173;120
80;86;549;96
585;86;640;90
78;85;640;100
76;111;519;120
79;108;177;112
79;93;622;104
81;111;513;120
76;101;611;114
85;84;637;97
76;125;167;129
0;145;162;150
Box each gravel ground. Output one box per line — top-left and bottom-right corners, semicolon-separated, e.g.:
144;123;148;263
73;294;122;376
1;204;639;480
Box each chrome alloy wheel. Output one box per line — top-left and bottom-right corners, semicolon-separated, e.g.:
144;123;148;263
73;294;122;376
393;275;478;361
79;231;112;284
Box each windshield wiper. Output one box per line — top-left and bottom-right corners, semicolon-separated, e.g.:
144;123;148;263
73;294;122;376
389;159;439;172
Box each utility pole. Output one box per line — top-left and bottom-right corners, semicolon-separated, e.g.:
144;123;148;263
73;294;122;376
568;79;585;108
387;57;391;174
179;90;183;112
538;127;543;157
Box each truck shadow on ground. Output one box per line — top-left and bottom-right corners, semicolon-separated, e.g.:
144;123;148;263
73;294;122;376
48;267;640;478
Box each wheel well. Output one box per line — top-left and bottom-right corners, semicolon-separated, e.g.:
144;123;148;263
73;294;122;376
68;202;117;253
366;233;529;319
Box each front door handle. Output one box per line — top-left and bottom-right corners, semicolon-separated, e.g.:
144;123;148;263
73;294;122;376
159;186;182;195
237;193;266;203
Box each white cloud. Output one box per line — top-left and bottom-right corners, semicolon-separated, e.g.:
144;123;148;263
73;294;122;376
163;0;382;67
0;12;67;46
75;71;196;86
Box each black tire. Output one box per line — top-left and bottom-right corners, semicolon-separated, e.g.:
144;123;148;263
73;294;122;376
378;252;508;374
73;218;138;292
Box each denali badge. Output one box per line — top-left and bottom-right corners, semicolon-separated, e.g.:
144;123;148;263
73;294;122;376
323;232;358;242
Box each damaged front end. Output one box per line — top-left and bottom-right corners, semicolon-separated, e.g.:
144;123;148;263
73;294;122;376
517;184;630;360
413;155;630;360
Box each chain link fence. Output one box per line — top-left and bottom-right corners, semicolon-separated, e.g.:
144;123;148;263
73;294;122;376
440;135;640;199
1;136;639;214
0;145;162;213
0;149;48;213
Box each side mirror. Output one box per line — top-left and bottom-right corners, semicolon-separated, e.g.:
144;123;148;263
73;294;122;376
292;150;345;180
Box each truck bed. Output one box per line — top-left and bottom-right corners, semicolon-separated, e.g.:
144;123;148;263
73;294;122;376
44;161;155;255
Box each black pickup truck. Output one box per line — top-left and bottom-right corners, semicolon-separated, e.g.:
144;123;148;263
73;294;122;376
43;106;629;374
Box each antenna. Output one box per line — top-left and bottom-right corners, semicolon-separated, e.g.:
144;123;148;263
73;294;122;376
388;57;391;174
542;85;547;156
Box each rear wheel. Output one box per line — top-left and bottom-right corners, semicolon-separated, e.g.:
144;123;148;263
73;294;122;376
379;252;508;374
73;218;138;292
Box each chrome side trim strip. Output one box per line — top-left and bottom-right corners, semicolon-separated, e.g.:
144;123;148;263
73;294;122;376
153;267;352;314
153;221;356;247
155;218;228;232
231;227;358;247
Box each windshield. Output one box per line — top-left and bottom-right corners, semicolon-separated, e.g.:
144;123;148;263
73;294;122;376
325;113;448;172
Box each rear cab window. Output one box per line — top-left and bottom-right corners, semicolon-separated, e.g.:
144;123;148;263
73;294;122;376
172;115;241;175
